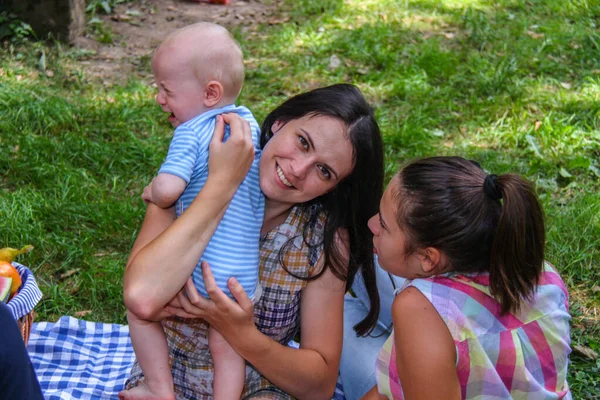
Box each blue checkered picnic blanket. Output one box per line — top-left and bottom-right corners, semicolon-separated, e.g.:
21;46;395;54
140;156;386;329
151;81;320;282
28;316;346;399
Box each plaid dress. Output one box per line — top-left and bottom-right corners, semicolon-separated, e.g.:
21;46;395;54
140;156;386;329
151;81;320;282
125;204;326;399
375;263;572;399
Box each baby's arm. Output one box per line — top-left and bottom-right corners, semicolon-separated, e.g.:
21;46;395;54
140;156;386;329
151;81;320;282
142;173;187;209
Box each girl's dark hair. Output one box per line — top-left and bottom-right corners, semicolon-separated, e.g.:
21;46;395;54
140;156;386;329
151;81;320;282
261;84;384;335
392;156;545;314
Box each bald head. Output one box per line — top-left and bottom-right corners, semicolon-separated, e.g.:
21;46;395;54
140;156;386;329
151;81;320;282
154;23;245;103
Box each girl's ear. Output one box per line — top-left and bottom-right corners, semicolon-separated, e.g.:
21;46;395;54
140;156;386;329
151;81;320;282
271;120;284;134
204;80;224;108
418;247;444;274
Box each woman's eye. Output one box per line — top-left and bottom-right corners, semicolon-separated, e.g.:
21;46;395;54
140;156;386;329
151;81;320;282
299;136;309;150
318;165;331;179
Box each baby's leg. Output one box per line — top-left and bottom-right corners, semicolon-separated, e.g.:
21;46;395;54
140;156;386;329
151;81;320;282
118;310;175;400
210;325;245;400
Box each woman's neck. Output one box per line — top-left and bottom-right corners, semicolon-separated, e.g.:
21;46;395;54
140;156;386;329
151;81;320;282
262;198;293;235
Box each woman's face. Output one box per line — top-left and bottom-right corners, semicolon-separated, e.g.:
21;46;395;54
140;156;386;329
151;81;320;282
259;114;355;206
368;179;423;279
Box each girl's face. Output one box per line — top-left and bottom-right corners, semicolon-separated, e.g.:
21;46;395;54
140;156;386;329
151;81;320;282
368;179;424;279
259;114;355;207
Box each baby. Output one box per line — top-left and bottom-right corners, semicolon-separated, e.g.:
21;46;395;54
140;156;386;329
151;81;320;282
120;22;263;400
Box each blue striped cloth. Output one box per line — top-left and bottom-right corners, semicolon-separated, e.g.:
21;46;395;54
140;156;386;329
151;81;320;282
7;262;42;320
159;104;264;300
28;317;347;399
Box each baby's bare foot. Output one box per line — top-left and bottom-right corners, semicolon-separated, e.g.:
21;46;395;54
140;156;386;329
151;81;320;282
118;381;175;400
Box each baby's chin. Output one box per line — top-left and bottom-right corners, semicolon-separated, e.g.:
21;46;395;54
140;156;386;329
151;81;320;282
168;113;181;127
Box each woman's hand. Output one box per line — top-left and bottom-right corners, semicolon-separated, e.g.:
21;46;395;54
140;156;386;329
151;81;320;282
123;115;254;320
207;113;255;189
166;262;256;343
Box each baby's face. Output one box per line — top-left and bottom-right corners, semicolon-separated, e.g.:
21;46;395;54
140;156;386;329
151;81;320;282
152;49;206;128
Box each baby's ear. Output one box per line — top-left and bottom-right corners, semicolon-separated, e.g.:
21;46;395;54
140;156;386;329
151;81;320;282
204;80;224;107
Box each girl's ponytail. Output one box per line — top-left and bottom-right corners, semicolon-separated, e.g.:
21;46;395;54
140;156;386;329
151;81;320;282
489;174;545;314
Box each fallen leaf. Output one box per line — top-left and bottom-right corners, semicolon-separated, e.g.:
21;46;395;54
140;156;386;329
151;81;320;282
329;54;342;70
74;310;93;317
573;344;598;360
526;30;545;39
558;167;572;178
560;82;572;89
547;55;560;63
59;269;80;279
38;50;46;71
94;252;118;257
268;16;290;25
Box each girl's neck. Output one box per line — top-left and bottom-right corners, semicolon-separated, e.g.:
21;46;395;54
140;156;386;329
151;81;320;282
262;198;294;235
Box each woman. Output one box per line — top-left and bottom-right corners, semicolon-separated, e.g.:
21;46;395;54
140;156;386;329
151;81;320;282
123;84;385;399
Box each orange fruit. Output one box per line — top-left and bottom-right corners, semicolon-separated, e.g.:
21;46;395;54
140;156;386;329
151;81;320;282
0;261;21;295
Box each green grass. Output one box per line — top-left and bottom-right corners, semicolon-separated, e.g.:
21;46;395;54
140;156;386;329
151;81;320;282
1;0;599;396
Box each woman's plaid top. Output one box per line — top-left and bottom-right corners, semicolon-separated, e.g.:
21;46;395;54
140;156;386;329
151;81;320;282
376;263;572;399
125;204;327;399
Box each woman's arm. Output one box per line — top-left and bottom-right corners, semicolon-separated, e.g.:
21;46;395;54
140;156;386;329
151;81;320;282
173;264;346;400
241;266;345;399
391;287;461;400
123;114;255;320
170;232;349;400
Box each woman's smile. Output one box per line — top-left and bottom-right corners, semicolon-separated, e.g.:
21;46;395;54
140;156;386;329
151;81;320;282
276;164;295;188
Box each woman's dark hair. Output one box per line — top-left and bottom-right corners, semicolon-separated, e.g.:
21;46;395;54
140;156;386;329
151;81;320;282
392;156;545;314
261;84;384;335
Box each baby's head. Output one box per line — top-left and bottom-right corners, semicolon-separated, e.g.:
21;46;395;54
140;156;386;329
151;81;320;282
152;22;245;127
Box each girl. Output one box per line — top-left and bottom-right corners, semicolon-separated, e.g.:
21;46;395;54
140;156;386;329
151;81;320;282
363;156;571;400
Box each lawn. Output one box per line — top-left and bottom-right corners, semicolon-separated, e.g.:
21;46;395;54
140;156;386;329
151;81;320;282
1;0;599;396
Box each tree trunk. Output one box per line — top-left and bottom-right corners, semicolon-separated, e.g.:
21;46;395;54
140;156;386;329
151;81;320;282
2;0;85;42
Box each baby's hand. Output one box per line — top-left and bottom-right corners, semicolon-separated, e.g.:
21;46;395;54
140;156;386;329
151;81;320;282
141;179;155;204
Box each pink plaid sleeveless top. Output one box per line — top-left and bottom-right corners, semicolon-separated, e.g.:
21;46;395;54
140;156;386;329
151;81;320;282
376;263;572;399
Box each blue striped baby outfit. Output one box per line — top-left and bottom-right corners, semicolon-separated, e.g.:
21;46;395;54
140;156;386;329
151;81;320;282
158;104;264;299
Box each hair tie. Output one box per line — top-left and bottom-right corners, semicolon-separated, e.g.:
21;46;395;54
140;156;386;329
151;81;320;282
483;174;503;200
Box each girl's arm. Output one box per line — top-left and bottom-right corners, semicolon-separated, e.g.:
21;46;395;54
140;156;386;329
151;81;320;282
170;232;349;400
123;114;255;320
391;287;461;400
